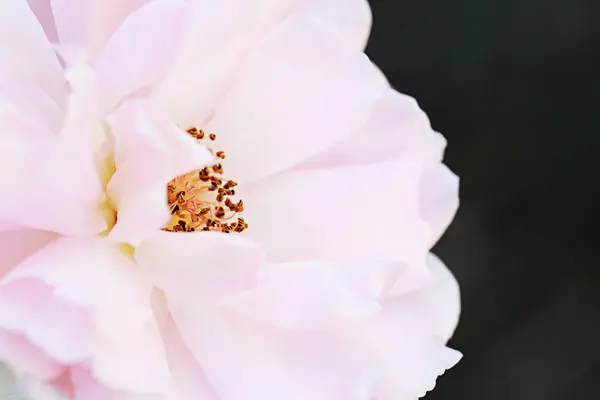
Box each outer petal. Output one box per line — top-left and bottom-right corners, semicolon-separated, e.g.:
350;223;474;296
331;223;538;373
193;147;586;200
296;0;372;52
0;3;108;236
50;0;148;56
169;306;375;400
91;0;187;113
232;261;397;329
362;317;461;400
419;163;460;248
156;0;371;126
0;0;65;105
136;231;263;305
33;64;109;236
204;15;388;183
365;254;461;399
299;90;446;169
26;0;58;43
242;157;430;264
298;89;460;248
107;99;213;246
0;67;60;228
406;253;461;342
0;237;171;395
0;108;52;231
165;253;459;400
0;58;63;135
151;291;220;400
1;63;109;236
0;330;63;381
0;229;57;279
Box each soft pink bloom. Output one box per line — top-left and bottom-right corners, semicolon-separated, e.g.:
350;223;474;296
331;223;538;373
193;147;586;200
0;1;461;399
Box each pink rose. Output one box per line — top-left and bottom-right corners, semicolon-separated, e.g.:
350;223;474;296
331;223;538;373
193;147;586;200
0;0;461;399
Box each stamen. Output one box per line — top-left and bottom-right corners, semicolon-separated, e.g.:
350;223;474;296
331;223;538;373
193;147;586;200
162;129;247;233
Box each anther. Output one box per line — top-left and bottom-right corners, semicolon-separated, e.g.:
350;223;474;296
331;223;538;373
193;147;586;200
164;127;247;234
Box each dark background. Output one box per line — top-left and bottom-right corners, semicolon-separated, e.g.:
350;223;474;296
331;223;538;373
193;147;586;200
364;1;600;399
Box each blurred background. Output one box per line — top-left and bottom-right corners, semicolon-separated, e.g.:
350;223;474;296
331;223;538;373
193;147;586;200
364;0;600;399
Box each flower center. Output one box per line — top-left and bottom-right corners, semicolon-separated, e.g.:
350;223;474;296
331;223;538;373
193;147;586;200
162;128;247;233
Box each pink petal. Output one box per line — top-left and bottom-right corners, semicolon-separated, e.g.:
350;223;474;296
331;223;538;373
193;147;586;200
107;99;213;246
0;277;95;365
232;261;396;329
50;0;148;56
299;90;446;169
70;366;162;400
0;57;63;134
0;60;108;235
293;0;372;52
0;329;64;380
363;314;461;400
402;253;461;342
91;0;186;113
26;0;58;43
33;64;110;236
156;0;371;127
205;14;387;183
0;229;57;279
0;128;108;236
0;237;171;395
242;157;429;264
135;231;263;305
151;291;219;400
0;107;53;230
419;163;460;248
0;4;79;233
169;305;374;400
153;0;267;126
0;4;112;236
297;89;460;249
0;0;65;105
167;255;460;399
363;255;461;399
